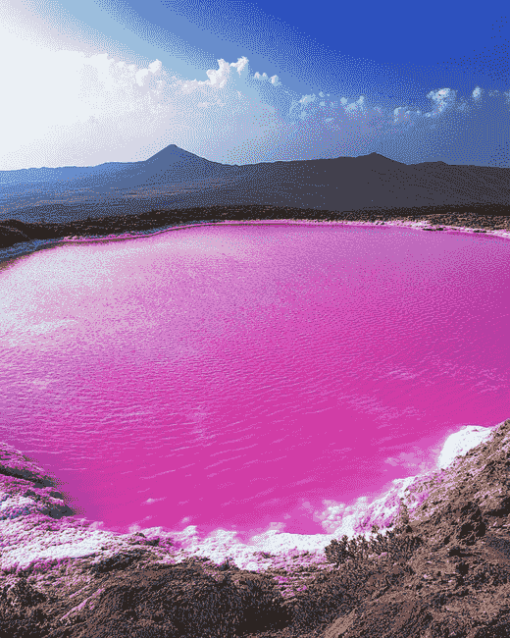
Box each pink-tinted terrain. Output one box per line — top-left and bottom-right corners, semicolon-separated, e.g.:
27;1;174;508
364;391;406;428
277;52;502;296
0;221;509;545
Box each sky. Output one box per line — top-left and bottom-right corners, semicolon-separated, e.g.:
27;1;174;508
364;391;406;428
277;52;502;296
1;0;509;170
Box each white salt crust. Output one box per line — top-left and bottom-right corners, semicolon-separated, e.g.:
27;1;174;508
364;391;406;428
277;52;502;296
0;419;505;574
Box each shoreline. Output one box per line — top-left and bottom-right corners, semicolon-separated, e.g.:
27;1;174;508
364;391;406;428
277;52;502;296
0;422;505;573
59;215;510;245
1;420;510;637
1;204;510;260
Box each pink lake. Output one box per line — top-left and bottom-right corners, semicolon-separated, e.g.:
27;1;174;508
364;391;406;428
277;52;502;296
0;222;509;542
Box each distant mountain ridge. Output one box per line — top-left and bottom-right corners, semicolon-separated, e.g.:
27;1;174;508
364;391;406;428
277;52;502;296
0;145;221;187
0;148;449;185
1;144;509;224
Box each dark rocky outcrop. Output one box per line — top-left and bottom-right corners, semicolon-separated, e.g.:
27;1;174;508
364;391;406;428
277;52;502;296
0;225;31;249
1;203;510;255
45;562;290;638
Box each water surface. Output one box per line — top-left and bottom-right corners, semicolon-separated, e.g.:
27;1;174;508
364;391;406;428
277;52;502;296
0;222;508;540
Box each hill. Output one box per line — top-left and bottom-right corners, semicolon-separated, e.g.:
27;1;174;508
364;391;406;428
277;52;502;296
1;145;509;227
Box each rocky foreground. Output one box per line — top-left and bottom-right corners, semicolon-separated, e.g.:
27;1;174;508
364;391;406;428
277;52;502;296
1;419;510;637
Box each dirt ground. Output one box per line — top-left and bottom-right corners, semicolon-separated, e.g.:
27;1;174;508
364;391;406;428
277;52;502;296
1;420;510;637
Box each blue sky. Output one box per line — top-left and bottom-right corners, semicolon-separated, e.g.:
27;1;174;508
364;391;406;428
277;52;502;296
1;0;509;169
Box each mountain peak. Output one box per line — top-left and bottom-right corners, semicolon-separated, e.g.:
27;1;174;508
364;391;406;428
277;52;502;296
145;144;206;164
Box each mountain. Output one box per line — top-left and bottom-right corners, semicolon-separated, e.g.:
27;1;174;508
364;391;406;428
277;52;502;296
0;145;224;187
1;145;509;225
1;419;510;637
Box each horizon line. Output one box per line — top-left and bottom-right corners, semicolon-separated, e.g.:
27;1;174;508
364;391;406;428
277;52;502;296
2;145;508;173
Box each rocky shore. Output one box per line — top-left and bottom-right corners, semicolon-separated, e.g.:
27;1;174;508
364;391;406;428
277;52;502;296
1;203;510;254
2;419;510;637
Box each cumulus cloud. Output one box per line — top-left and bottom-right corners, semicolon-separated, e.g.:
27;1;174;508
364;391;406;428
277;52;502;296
424;88;457;118
253;71;281;86
179;56;249;92
0;25;291;168
393;106;421;125
374;83;510;165
0;23;174;169
1;15;509;170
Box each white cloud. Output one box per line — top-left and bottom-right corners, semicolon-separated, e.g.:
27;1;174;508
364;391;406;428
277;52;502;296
179;56;248;91
344;96;366;115
1;12;508;171
0;20;173;169
254;71;281;86
299;94;317;106
393;107;411;124
0;23;291;168
149;60;162;74
424;88;457;118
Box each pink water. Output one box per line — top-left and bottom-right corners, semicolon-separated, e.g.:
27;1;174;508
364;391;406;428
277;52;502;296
0;222;509;541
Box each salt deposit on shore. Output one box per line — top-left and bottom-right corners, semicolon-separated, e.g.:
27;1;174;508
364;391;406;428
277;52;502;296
58;216;510;246
0;420;504;575
2;207;510;268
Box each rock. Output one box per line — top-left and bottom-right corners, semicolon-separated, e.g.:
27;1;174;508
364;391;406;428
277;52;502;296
0;225;31;249
452;501;486;545
324;607;357;637
1;418;510;637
